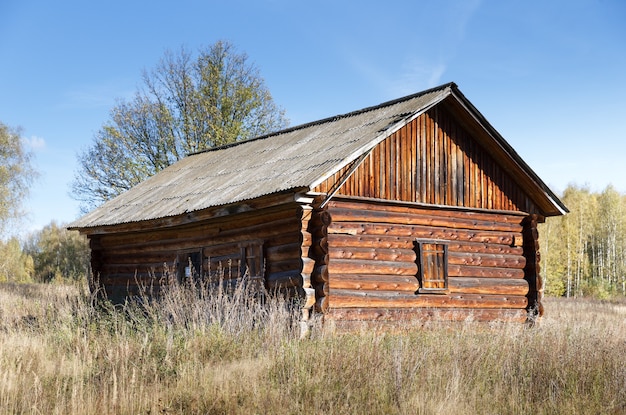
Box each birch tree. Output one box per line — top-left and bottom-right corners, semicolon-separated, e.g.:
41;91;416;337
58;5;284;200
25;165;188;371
592;186;626;294
560;185;596;296
541;184;626;298
0;122;37;236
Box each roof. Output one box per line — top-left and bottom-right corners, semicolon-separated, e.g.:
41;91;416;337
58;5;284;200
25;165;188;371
70;83;567;230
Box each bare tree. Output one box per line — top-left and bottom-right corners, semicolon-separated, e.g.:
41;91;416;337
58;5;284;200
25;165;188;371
72;41;288;211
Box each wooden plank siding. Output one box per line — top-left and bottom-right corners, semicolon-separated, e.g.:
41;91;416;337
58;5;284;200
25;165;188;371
88;202;311;302
313;105;539;214
323;198;530;322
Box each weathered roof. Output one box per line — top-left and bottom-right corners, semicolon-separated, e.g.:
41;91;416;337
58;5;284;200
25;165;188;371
70;83;566;230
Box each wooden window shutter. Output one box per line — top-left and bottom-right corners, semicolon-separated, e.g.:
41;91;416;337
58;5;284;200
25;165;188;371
201;241;264;284
415;240;449;294
242;240;264;287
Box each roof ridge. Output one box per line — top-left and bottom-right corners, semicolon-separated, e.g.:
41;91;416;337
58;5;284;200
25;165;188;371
190;82;456;156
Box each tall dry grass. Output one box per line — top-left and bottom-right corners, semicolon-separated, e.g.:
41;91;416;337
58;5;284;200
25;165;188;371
1;281;625;414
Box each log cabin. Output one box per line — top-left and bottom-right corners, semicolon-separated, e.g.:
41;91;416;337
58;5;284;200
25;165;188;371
69;82;567;327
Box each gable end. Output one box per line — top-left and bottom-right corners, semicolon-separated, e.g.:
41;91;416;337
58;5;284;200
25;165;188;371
314;105;541;214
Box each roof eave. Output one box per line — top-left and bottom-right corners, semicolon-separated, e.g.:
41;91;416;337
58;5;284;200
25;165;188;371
448;87;568;217
69;187;310;234
308;85;454;192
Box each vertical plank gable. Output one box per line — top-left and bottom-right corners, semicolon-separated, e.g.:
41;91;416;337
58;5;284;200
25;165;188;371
313;106;539;214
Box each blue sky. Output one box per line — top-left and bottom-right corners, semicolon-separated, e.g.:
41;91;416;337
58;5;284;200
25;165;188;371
1;0;625;235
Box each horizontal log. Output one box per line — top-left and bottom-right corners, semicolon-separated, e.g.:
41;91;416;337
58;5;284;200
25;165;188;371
268;233;306;250
315;282;329;297
309;210;332;228
448;252;526;269
100;215;302;251
448;242;523;255
312;264;329;283
98;268;249;283
99;203;301;244
448;265;525;279
327;234;524;256
328;247;525;270
328;259;417;276
307;224;328;238
448;277;528;295
324;307;528;323
99;259;526;284
328;222;515;246
329;247;416;262
266;242;302;262
315;295;329;313
328;289;528;309
302;272;311;288
301;245;310;258
310;237;329;257
266;258;303;274
300;216;311;233
329;207;523;233
329;274;419;292
329;274;528;295
102;232;306;261
103;267;255;284
302;257;315;274
81;195;304;235
266;271;302;289
101;252;175;265
326;199;526;225
100;264;171;277
96;273;268;296
245;258;313;282
302;232;312;247
303;287;316;309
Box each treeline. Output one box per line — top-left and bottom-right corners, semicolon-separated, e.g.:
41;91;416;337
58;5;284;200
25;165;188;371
0;222;89;284
540;184;626;298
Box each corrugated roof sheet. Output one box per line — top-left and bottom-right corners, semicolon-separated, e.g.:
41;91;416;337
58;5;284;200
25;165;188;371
70;84;453;228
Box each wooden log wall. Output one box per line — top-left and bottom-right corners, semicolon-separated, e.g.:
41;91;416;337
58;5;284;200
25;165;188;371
313;105;540;215
522;214;544;319
308;208;331;315
88;202;308;303
297;203;315;332
324;198;531;323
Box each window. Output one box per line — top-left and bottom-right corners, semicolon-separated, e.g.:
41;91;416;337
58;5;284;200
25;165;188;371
177;250;202;281
177;241;264;287
205;247;244;281
204;240;264;287
415;240;449;293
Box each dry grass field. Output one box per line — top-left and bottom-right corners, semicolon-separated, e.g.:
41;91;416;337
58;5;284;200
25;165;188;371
0;282;625;414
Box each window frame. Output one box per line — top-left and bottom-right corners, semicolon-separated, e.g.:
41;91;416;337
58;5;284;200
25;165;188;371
414;239;449;294
176;240;265;288
177;249;203;282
